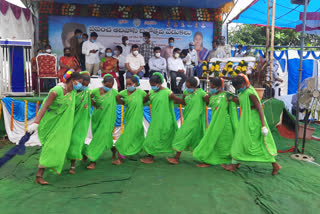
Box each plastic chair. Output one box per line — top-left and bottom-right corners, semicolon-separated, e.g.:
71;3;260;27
36;54;57;95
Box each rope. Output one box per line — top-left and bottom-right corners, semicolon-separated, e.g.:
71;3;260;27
206;105;209;129
36;101;39;116
180;104;183;125
120;105;124;134
10;101;14;131
24;101;28;133
149;105;152;118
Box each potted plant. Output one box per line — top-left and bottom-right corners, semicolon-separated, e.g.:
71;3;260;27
248;60;266;100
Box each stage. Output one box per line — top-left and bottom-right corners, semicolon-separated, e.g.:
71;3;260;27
0;134;319;213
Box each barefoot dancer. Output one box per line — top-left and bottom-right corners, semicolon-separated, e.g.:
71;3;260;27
141;73;181;164
193;78;237;167
66;71;91;174
83;74;118;170
28;71;83;185
113;75;148;165
167;77;206;165
222;74;281;175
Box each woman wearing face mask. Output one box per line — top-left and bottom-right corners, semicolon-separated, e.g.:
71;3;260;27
58;47;81;82
113;75;148;165
100;48;120;88
166;77;206;165
193;78;237;168
141;72;182;164
222;74;281;175
27;71;83;185
66;71;92;174
83;74;119;170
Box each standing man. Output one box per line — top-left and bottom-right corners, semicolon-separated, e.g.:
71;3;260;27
80;33;88;71
113;45;126;90
120;36;131;57
161;37;175;60
125;44;145;78
70;29;83;62
219;36;231;58
168;48;187;93
149;47;167;79
82;32;105;75
140;32;155;77
188;42;198;66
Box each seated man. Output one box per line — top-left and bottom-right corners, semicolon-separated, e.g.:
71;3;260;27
207;41;226;61
57;47;81;82
125;44;145;78
148;46;167;79
168;48;187;93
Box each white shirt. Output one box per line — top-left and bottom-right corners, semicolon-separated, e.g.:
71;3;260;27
148;56;167;73
182;54;192;66
120;44;131;57
167;57;186;72
113;54;126;70
82;41;105;64
125;53;145;71
188;49;198;65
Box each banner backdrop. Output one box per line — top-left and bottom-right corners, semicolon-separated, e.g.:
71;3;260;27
48;16;214;58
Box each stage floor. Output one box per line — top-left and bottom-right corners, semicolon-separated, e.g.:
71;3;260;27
0;132;320;213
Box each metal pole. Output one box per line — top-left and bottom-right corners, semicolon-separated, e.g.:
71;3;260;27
270;0;276;96
294;0;308;154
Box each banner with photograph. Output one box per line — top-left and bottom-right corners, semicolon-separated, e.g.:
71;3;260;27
48;16;214;58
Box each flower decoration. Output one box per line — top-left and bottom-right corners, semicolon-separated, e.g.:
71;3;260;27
222;61;234;76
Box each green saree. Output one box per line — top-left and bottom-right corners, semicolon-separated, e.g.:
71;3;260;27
143;88;177;155
116;89;146;156
84;88;118;162
172;88;206;152
38;86;76;174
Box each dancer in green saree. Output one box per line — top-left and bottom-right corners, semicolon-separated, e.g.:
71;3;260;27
193;78;237;167
28;71;83;185
222;74;281;175
141;73;182;164
167;77;206;165
66;71;91;174
83;74;118;170
113;75;148;165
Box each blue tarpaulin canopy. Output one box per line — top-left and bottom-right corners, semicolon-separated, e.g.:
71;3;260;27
231;0;320;29
52;0;233;9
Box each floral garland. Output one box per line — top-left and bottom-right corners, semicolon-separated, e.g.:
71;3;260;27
235;60;248;75
222;61;235;77
38;2;223;44
202;61;221;77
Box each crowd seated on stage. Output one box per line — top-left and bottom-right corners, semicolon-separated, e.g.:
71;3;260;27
36;30;272;93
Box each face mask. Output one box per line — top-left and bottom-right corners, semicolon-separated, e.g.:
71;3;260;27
73;82;82;91
127;86;136;92
190;46;194;50
238;87;246;93
114;50;118;55
77;35;82;39
106;52;112;57
186;88;194;93
169;42;174;47
91;40;96;43
103;86;111;92
213;48;217;51
64;53;71;57
133;50;139;56
151;86;159;91
46;49;51;53
125;40;129;45
174;53;180;58
155;53;161;58
81;86;89;91
143;38;147;42
209;88;218;95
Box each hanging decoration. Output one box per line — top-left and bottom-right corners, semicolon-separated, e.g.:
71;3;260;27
38;2;223;43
